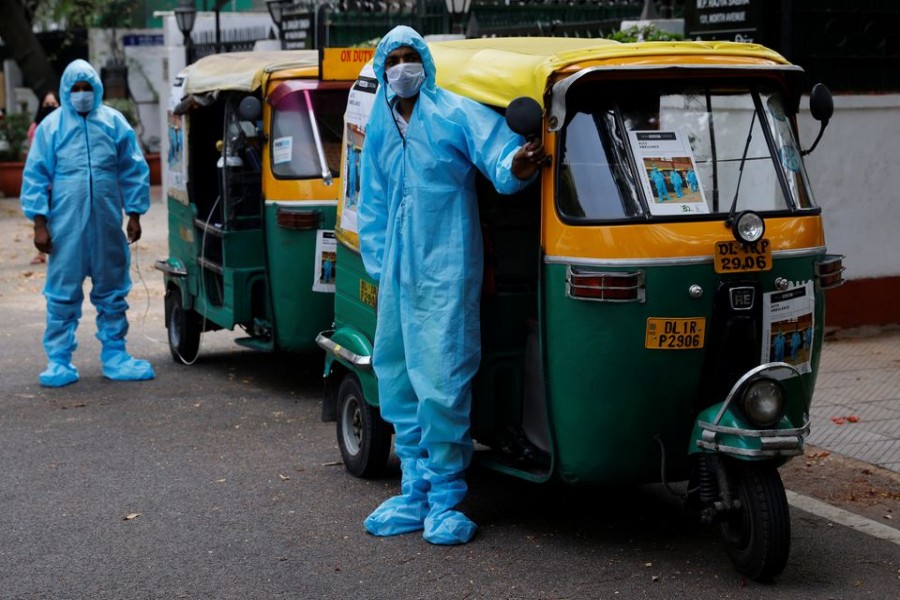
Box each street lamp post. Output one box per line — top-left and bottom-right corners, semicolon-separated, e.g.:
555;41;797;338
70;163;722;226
267;0;293;49
174;1;197;65
444;0;472;36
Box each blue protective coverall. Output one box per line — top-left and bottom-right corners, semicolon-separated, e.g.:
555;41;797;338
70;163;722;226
686;169;698;192
20;59;154;386
651;167;670;201
357;26;532;544
670;170;684;198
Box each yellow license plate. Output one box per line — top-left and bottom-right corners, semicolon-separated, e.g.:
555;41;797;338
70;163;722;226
714;239;772;274
359;280;378;309
645;318;706;350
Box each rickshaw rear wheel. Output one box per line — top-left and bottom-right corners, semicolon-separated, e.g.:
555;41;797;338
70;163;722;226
336;374;391;479
718;462;790;581
165;286;201;365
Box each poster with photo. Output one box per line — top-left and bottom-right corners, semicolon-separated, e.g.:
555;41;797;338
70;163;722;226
628;130;708;216
761;281;815;374
313;230;337;293
340;65;379;235
166;113;188;204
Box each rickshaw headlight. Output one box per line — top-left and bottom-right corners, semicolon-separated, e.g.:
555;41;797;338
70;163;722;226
732;211;765;244
741;378;785;428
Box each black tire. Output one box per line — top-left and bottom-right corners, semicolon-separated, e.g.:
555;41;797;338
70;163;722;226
336;374;391;479
165;286;201;365
719;462;791;581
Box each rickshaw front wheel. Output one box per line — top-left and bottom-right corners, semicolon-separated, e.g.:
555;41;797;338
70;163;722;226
718;462;790;581
165;286;201;365
337;374;391;479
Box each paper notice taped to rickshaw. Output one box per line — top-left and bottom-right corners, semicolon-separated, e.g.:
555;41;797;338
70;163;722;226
313;230;337;293
761;281;814;374
628;130;708;216
339;65;379;237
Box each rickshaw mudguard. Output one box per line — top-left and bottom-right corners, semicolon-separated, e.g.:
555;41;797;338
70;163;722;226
317;326;380;406
155;257;191;308
688;403;808;461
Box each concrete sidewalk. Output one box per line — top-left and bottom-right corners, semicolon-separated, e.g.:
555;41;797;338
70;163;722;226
809;327;900;473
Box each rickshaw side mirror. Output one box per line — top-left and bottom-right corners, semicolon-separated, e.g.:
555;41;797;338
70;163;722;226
238;96;262;122
506;96;543;141
802;83;833;156
809;83;833;124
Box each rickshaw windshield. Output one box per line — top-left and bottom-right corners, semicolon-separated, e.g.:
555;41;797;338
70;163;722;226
558;78;815;222
270;89;345;179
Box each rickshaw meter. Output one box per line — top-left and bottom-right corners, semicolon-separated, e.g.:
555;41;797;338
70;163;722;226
732;211;765;245
741;378;785;428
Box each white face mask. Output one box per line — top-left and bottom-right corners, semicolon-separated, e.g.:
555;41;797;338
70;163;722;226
386;63;425;99
71;91;94;114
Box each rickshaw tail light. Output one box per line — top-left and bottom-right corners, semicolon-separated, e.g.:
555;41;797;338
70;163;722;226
815;254;845;290
277;208;322;230
566;267;645;303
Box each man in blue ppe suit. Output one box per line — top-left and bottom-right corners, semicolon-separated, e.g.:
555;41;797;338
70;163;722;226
357;26;546;545
670;169;684;198
650;166;670;202
21;59;155;387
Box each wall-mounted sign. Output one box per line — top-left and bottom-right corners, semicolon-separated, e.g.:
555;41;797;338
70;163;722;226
684;0;764;43
281;10;314;50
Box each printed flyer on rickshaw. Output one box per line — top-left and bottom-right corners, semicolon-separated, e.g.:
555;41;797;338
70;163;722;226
761;281;815;374
340;66;379;237
313;230;337;293
628;130;709;216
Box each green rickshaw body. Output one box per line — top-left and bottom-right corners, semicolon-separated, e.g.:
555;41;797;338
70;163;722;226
159;50;354;359
542;254;826;486
321;37;842;581
322;38;842;489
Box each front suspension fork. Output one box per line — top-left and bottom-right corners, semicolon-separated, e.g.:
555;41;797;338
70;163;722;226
695;454;742;523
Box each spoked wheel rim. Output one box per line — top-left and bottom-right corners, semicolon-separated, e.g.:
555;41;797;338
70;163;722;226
340;392;363;456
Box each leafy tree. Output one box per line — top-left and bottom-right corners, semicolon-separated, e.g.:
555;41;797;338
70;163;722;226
607;24;684;43
0;0;137;101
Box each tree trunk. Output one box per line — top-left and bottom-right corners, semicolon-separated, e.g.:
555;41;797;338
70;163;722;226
0;0;60;101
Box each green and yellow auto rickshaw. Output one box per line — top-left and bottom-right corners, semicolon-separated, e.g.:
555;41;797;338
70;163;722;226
316;37;842;580
157;49;372;363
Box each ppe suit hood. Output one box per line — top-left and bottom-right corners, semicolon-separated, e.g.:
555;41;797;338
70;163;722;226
373;26;436;101
60;59;104;114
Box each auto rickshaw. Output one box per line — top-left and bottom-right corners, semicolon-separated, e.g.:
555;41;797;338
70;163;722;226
316;37;842;580
156;49;371;363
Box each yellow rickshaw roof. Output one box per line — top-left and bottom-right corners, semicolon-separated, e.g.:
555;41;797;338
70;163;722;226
429;38;794;108
182;50;319;95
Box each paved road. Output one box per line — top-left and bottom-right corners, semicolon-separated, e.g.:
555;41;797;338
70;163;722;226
1;191;898;599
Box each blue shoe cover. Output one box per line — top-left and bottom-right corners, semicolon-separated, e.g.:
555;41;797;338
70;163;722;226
101;351;155;381
364;494;430;537
39;362;79;387
423;509;477;545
